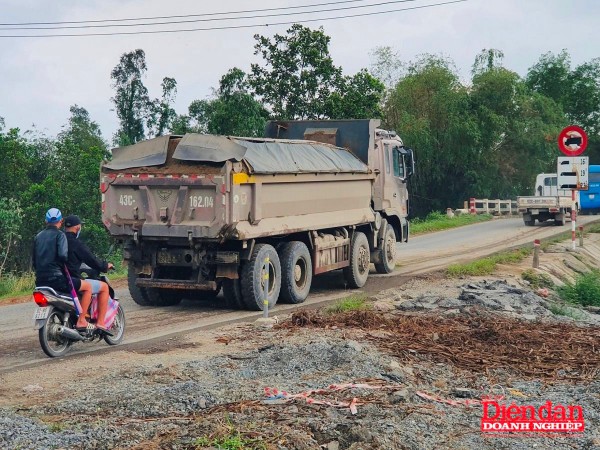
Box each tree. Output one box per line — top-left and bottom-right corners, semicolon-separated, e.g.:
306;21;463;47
189;68;269;136
147;77;178;137
111;49;150;146
370;46;404;91
0;197;23;277
249;25;383;120
52;106;111;254
324;69;384;119
384;55;479;216
526;50;600;161
249;25;342;119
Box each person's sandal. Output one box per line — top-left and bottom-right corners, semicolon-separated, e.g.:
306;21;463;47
75;323;96;333
96;326;114;337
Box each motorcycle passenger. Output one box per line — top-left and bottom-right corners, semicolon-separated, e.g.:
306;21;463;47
64;215;114;334
32;208;96;331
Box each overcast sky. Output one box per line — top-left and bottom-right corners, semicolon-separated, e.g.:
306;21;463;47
1;0;598;143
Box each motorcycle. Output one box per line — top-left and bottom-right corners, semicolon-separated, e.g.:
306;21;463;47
32;272;126;358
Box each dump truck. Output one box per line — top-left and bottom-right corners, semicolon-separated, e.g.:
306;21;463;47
517;173;577;226
101;119;415;310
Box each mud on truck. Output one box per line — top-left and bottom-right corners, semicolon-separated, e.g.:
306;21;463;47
101;119;415;310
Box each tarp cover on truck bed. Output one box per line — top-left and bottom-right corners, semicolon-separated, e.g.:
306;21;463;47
105;134;368;174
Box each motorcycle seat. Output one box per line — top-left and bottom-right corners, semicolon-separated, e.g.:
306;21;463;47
35;286;74;301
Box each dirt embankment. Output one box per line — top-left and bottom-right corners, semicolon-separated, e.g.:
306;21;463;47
1;237;600;449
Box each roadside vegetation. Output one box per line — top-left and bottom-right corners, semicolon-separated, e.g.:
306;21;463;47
558;270;600;307
446;248;530;277
410;211;493;235
521;269;554;289
325;295;371;314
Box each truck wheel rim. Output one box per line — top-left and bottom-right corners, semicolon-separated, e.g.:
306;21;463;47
358;246;369;274
386;236;396;263
294;257;308;289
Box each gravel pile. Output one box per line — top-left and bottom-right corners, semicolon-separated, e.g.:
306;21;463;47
382;279;600;324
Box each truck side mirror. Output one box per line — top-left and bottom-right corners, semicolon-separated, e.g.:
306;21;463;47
405;148;415;178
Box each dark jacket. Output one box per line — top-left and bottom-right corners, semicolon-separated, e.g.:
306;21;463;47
32;226;68;282
66;232;109;280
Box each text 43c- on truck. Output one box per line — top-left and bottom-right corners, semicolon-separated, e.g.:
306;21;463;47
101;119;415;310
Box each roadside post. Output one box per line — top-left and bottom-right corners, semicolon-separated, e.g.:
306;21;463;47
263;257;269;318
557;126;588;250
533;239;540;269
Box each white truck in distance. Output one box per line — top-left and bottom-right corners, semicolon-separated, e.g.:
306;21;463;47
517;173;578;226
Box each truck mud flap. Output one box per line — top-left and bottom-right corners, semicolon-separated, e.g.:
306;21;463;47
402;220;409;242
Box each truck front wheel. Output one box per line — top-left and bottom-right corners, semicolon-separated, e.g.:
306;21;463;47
344;232;370;288
279;241;312;304
374;224;397;274
241;244;282;311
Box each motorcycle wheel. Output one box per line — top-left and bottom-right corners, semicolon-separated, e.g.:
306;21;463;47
104;304;126;346
39;307;73;358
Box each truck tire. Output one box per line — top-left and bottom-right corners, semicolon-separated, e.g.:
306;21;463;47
127;265;153;306
523;218;535;226
343;231;370;288
279;241;312;304
241;243;281;311
127;265;183;307
223;279;245;309
555;215;566;226
374;224;397;274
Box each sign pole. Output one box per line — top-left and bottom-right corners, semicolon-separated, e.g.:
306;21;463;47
557;126;588;250
571;188;577;250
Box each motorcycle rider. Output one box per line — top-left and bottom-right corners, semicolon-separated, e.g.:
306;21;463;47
64;215;114;334
32;208;95;331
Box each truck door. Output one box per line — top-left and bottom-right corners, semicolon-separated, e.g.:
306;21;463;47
390;145;409;217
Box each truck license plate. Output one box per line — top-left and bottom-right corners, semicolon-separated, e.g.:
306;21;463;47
530;209;539;215
157;251;182;265
33;307;50;320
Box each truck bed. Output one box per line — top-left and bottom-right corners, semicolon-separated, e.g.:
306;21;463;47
516;196;572;210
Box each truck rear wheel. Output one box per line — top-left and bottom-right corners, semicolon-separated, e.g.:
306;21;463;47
279;241;312;304
523;218;535;226
223;279;244;309
344;232;370;288
127;265;183;307
241;243;281;311
374;224;397;274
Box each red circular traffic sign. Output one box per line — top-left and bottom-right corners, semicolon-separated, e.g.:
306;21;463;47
558;125;587;156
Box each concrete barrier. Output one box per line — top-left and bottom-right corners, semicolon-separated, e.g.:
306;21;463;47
463;199;518;216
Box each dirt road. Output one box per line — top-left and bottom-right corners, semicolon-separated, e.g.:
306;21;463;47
0;216;596;373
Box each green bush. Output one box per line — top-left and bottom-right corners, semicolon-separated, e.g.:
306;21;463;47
411;212;493;235
447;248;530;277
558;270;600;307
325;295;371;314
521;269;554;289
0;272;35;298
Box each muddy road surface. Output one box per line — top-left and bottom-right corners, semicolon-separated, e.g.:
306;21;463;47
1;216;596;373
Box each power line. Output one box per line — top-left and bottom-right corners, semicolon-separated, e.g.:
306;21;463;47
0;0;468;38
0;0;377;26
0;0;421;31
